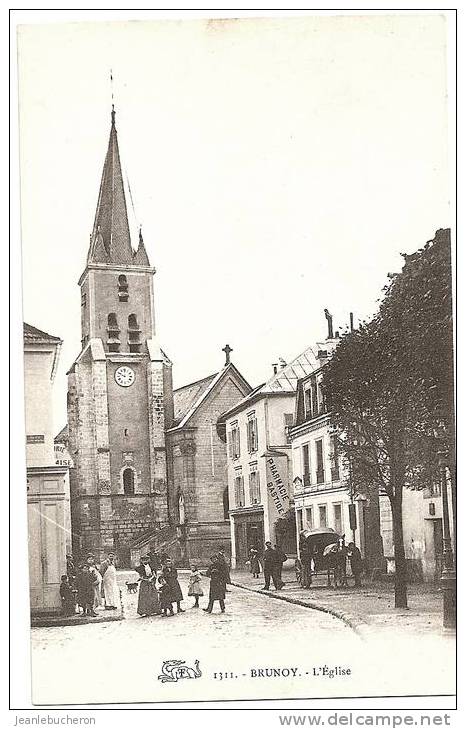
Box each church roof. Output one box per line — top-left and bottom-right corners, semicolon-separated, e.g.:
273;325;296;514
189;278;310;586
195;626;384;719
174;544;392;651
24;323;62;343
172;373;219;427
87;110;150;267
171;364;252;431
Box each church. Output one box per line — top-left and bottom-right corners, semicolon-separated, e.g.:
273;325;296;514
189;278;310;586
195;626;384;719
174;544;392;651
67;109;249;566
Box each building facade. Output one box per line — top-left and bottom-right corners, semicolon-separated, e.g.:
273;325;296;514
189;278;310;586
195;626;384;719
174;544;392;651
379;478;454;582
219;346;328;568
290;360;366;556
25;323;70;614
67;110;173;566
290;341;384;571
166;356;251;565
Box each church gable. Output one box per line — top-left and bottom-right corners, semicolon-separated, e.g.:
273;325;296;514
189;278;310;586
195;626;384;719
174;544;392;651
189;370;251;428
169;363;251;432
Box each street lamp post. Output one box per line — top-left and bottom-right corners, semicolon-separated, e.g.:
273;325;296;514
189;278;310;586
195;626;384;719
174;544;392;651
438;445;456;630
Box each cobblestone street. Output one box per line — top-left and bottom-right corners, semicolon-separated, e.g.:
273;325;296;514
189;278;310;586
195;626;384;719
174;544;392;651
30;571;455;706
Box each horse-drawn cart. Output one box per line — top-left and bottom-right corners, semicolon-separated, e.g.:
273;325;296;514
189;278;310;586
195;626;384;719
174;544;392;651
295;527;347;588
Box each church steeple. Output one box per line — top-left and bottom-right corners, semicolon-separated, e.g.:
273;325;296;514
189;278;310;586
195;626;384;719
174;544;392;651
87;108;146;266
132;227;150;266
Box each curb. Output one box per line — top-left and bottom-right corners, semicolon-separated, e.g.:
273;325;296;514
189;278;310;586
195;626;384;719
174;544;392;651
230;581;368;639
32;589;125;629
31;611;124;628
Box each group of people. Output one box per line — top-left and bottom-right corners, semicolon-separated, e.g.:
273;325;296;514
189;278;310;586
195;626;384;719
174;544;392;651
298;540;364;588
248;542;288;591
59;553;120;617
134;548;232;617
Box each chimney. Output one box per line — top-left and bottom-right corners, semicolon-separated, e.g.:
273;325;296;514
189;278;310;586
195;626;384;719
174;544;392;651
324;309;334;339
317;349;329;366
350;312;354;332
272;363;278;375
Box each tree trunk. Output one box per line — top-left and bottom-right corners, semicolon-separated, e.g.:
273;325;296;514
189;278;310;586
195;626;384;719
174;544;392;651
391;494;408;608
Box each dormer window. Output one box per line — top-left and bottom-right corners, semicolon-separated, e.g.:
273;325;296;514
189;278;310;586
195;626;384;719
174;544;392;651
118;275;129;302
128;314;142;353
107;313;120;352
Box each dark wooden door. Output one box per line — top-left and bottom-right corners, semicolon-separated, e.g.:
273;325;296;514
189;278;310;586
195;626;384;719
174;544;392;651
246;522;264;556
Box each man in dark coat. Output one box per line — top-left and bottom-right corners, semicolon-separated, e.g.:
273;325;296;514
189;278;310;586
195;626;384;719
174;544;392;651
203;556;226;613
261;542;282;591
76;564;97;616
217;547;232;592
162;557;185;613
274;544;287;587
347;542;363;587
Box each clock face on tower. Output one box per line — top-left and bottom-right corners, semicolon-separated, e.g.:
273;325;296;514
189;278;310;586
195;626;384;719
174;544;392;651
115;366;135;387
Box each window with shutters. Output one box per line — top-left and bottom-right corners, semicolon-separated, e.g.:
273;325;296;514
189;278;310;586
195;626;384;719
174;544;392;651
247;412;258;453
304;382;315;419
223;487;229;519
234;469;245;507
317;377;326;415
248;464;261;504
330;434;340;481
305;507;313;529
297;509;304;531
315;439;325;484
311;377;319;418
333;502;343;535
318;504;327;527
229;422;241;460
302;443;311;487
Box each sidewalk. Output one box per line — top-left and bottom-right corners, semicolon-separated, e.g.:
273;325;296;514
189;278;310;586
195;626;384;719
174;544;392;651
31;577;129;628
230;568;448;638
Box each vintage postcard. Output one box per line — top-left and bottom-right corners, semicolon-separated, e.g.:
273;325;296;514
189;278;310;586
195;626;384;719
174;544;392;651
14;12;456;708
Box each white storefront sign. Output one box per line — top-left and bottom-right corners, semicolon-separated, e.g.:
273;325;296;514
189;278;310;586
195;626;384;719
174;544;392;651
54;443;73;468
265;453;290;517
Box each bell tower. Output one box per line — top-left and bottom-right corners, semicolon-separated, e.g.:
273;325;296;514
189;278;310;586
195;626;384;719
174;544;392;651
67;109;173;565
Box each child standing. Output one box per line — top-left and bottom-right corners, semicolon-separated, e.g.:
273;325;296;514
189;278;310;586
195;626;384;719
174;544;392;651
187;565;204;607
158;576;174;617
59;575;76;616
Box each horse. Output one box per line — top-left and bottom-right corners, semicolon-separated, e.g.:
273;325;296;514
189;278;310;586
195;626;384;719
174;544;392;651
297;536;348;589
322;537;348;588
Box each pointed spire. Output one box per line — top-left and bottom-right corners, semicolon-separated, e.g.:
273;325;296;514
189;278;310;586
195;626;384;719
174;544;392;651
133;226;150;266
87;109;135;265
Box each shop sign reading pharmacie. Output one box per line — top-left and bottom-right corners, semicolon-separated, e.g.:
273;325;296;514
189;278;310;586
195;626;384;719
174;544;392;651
263;450;291;516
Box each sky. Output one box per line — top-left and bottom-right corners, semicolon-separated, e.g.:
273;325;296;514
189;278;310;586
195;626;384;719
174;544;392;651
16;14;450;428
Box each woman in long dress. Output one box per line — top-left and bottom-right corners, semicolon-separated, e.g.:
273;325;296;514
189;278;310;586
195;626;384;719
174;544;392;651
101;552;120;610
249;547;261;578
87;555;103;609
135;556;161;617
